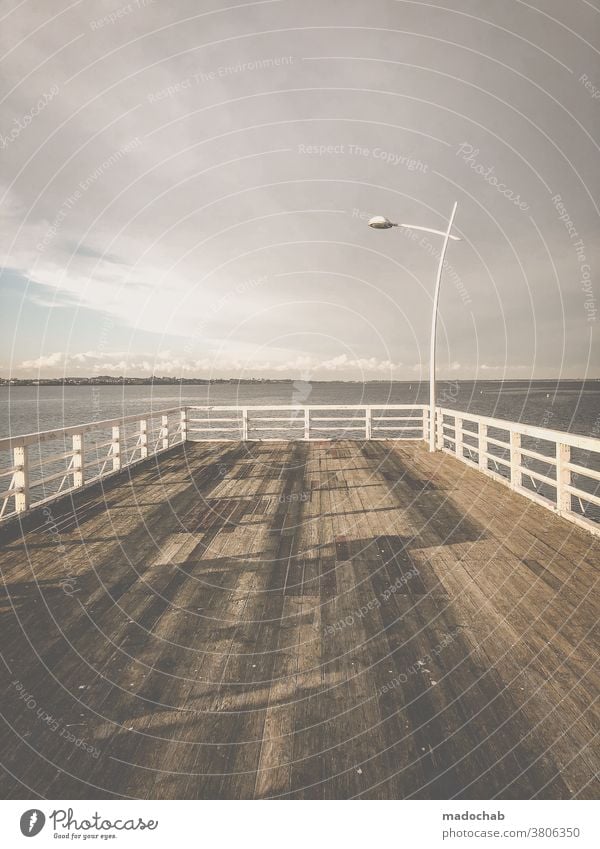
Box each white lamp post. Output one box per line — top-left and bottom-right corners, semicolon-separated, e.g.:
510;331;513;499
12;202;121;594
368;203;461;452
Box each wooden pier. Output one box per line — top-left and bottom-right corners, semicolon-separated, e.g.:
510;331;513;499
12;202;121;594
0;438;598;799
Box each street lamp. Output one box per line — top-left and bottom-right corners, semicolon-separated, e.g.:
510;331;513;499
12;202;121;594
368;203;461;452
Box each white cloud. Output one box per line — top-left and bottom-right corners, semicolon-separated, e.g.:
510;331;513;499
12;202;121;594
479;363;529;371
14;350;403;377
20;352;64;369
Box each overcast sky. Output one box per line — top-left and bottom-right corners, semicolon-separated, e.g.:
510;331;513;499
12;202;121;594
1;0;599;380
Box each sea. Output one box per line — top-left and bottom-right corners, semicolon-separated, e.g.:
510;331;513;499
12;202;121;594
1;380;599;439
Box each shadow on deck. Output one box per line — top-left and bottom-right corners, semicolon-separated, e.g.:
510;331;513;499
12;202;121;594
0;440;598;800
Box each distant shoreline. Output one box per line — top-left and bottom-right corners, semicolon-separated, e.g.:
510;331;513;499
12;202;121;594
1;377;599;388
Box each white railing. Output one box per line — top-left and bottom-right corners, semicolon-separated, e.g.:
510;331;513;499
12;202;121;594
1;403;598;536
0;407;184;521
186;404;428;442
434;407;600;537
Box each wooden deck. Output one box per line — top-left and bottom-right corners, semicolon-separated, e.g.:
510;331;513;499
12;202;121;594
0;440;598;800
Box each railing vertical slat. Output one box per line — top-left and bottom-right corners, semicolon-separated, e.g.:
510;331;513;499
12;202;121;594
72;434;84;488
556;442;571;515
161;415;169;450
478;423;487;470
13;443;29;512
455;417;463;459
436;409;444;449
510;431;521;489
180;408;188;442
365;407;372;440
242;409;248;441
140;419;148;459
304;408;310;441
422;408;429;443
112;426;121;471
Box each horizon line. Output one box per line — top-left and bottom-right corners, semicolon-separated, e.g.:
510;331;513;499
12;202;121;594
2;376;599;384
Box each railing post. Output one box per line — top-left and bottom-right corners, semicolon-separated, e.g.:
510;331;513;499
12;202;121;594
13;443;30;512
304;407;310;441
556;442;571;515
422;408;429;443
478;422;487;470
180;407;188;442
161;414;169;450
365;407;372;440
242;408;248;441
510;430;521;489
436;409;444;450
72;433;84;488
112;426;121;471
455;416;463;459
139;419;148;459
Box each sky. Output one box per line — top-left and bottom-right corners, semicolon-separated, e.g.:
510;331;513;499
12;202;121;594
1;0;599;381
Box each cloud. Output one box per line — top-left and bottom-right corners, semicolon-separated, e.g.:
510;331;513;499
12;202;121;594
13;350;540;379
14;350;403;377
20;352;64;369
479;363;529;371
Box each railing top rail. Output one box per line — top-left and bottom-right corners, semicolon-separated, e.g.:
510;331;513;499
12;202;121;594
0;406;183;451
438;406;600;453
187;404;427;411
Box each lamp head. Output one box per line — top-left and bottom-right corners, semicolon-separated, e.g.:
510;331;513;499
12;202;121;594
368;216;396;229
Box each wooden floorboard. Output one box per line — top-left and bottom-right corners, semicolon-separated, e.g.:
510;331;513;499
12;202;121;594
0;440;598;799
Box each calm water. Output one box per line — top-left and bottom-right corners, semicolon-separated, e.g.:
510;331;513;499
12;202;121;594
1;380;599;438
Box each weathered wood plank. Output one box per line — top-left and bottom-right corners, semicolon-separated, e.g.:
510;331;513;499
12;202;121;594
0;440;597;800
